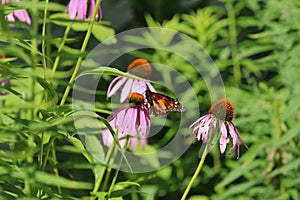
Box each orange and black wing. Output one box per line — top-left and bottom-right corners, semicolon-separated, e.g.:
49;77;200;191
146;89;185;116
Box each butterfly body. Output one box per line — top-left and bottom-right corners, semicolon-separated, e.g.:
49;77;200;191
145;89;185;116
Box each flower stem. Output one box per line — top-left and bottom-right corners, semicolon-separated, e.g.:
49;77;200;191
60;0;102;106
51;24;71;77
90;145;114;199
181;145;208;200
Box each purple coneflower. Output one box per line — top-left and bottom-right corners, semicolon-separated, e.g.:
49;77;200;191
67;0;102;21
2;0;31;25
190;99;248;158
107;58;156;103
102;92;151;151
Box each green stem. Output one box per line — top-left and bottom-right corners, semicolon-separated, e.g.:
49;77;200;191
51;140;62;194
225;0;241;85
41;0;49;72
30;0;39;119
181;145;208;200
90;145;114;199
107;151;124;198
60;0;102;106
107;167;120;198
25;0;39;195
102;146;119;192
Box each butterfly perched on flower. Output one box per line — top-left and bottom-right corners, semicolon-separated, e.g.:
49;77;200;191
145;89;185;116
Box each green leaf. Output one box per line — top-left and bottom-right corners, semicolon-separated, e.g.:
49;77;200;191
36;77;59;104
114;181;140;188
92;24;116;44
215;160;261;190
34;171;93;189
218;181;257;199
273;123;300;148
28;115;73;132
266;158;300;179
49;13;74;27
18;1;65;11
77;67;151;82
109;189;139;198
63;133;94;164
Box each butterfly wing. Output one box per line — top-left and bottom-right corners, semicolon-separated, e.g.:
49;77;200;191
146;89;185;117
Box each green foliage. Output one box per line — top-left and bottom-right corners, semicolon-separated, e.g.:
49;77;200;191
0;0;300;199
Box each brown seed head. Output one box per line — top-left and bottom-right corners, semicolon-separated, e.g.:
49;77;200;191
128;92;145;106
127;58;152;79
209;99;234;121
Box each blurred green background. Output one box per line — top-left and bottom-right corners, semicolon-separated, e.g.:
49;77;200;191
0;0;300;199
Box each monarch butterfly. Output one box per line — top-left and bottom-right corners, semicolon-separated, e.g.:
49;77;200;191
145;89;185;116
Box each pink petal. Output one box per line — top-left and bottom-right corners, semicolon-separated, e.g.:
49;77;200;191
118;133;127;148
130;137;138;151
102;128;114;147
88;0;95;20
228;122;240;158
120;78;133;102
5;13;15;22
88;0;101;20
107;76;126;98
138;106;149;137
68;0;79;19
201;129;208;142
189;115;206;128
145;82;156;92
234;125;248;150
77;0;88;20
219;122;228;153
124;107;137;136
14;9;31;25
131;80;146;94
140;137;147;149
115;108;127;134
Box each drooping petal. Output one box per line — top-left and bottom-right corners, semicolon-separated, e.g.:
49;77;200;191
102;128;114;147
234;125;249;151
68;0;79;19
14;9;31;24
138;106;150;137
77;0;88;20
123;107;137;136
118;131;127;148
228;122;240;158
88;0;96;20
88;0;102;21
130;137;138;151
140;137;147;149
219;122;228;153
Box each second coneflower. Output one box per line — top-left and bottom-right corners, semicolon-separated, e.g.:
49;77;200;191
190;99;248;159
102;92;151;151
107;58;156;103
